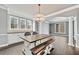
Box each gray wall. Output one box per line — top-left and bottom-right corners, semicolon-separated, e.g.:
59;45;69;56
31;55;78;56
77;17;79;34
0;8;8;45
49;23;55;34
76;8;79;34
0;8;7;34
65;22;69;35
35;21;39;32
41;22;49;34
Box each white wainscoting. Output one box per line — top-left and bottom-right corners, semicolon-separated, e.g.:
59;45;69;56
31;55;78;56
75;34;79;48
8;33;24;45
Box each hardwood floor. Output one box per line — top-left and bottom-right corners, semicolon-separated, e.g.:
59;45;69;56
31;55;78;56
51;36;79;55
0;43;24;55
0;36;79;55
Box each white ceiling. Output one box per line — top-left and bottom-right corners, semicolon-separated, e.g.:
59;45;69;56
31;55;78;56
5;4;76;17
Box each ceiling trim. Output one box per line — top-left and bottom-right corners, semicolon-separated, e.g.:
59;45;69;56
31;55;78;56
0;5;7;10
45;5;79;17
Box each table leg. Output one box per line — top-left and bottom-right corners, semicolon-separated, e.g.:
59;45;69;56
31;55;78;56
34;41;36;46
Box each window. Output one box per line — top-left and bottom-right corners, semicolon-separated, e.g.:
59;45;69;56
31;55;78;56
10;16;18;29
19;18;26;29
27;20;33;29
55;23;65;33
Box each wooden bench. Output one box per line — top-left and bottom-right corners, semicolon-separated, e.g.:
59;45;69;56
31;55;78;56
31;39;54;55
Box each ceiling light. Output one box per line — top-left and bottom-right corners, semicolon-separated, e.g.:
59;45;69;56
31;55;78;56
33;4;45;23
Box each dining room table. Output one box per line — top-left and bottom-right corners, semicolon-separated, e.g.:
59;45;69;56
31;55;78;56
20;34;52;46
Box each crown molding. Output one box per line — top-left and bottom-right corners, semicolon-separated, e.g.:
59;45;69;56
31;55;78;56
45;5;79;17
0;4;7;10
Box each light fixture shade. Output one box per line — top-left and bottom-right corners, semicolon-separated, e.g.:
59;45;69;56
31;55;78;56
34;13;44;18
33;13;45;22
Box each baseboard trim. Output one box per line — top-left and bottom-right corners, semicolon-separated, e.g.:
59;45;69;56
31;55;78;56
75;45;79;48
68;43;74;47
0;41;24;50
8;41;24;47
0;44;8;48
68;43;79;48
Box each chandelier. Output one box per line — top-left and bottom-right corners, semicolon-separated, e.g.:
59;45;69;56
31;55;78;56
33;4;45;23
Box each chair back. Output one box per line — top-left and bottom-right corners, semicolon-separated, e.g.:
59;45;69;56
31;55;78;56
24;32;31;36
32;32;38;35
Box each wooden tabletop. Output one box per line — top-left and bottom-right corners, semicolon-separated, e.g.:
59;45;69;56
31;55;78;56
20;34;52;43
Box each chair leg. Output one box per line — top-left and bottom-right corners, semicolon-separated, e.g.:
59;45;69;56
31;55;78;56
22;50;25;55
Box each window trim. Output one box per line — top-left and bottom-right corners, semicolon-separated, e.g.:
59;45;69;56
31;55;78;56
19;18;26;29
26;19;33;30
9;15;19;30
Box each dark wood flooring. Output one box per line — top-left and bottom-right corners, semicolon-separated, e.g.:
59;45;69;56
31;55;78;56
0;36;79;55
